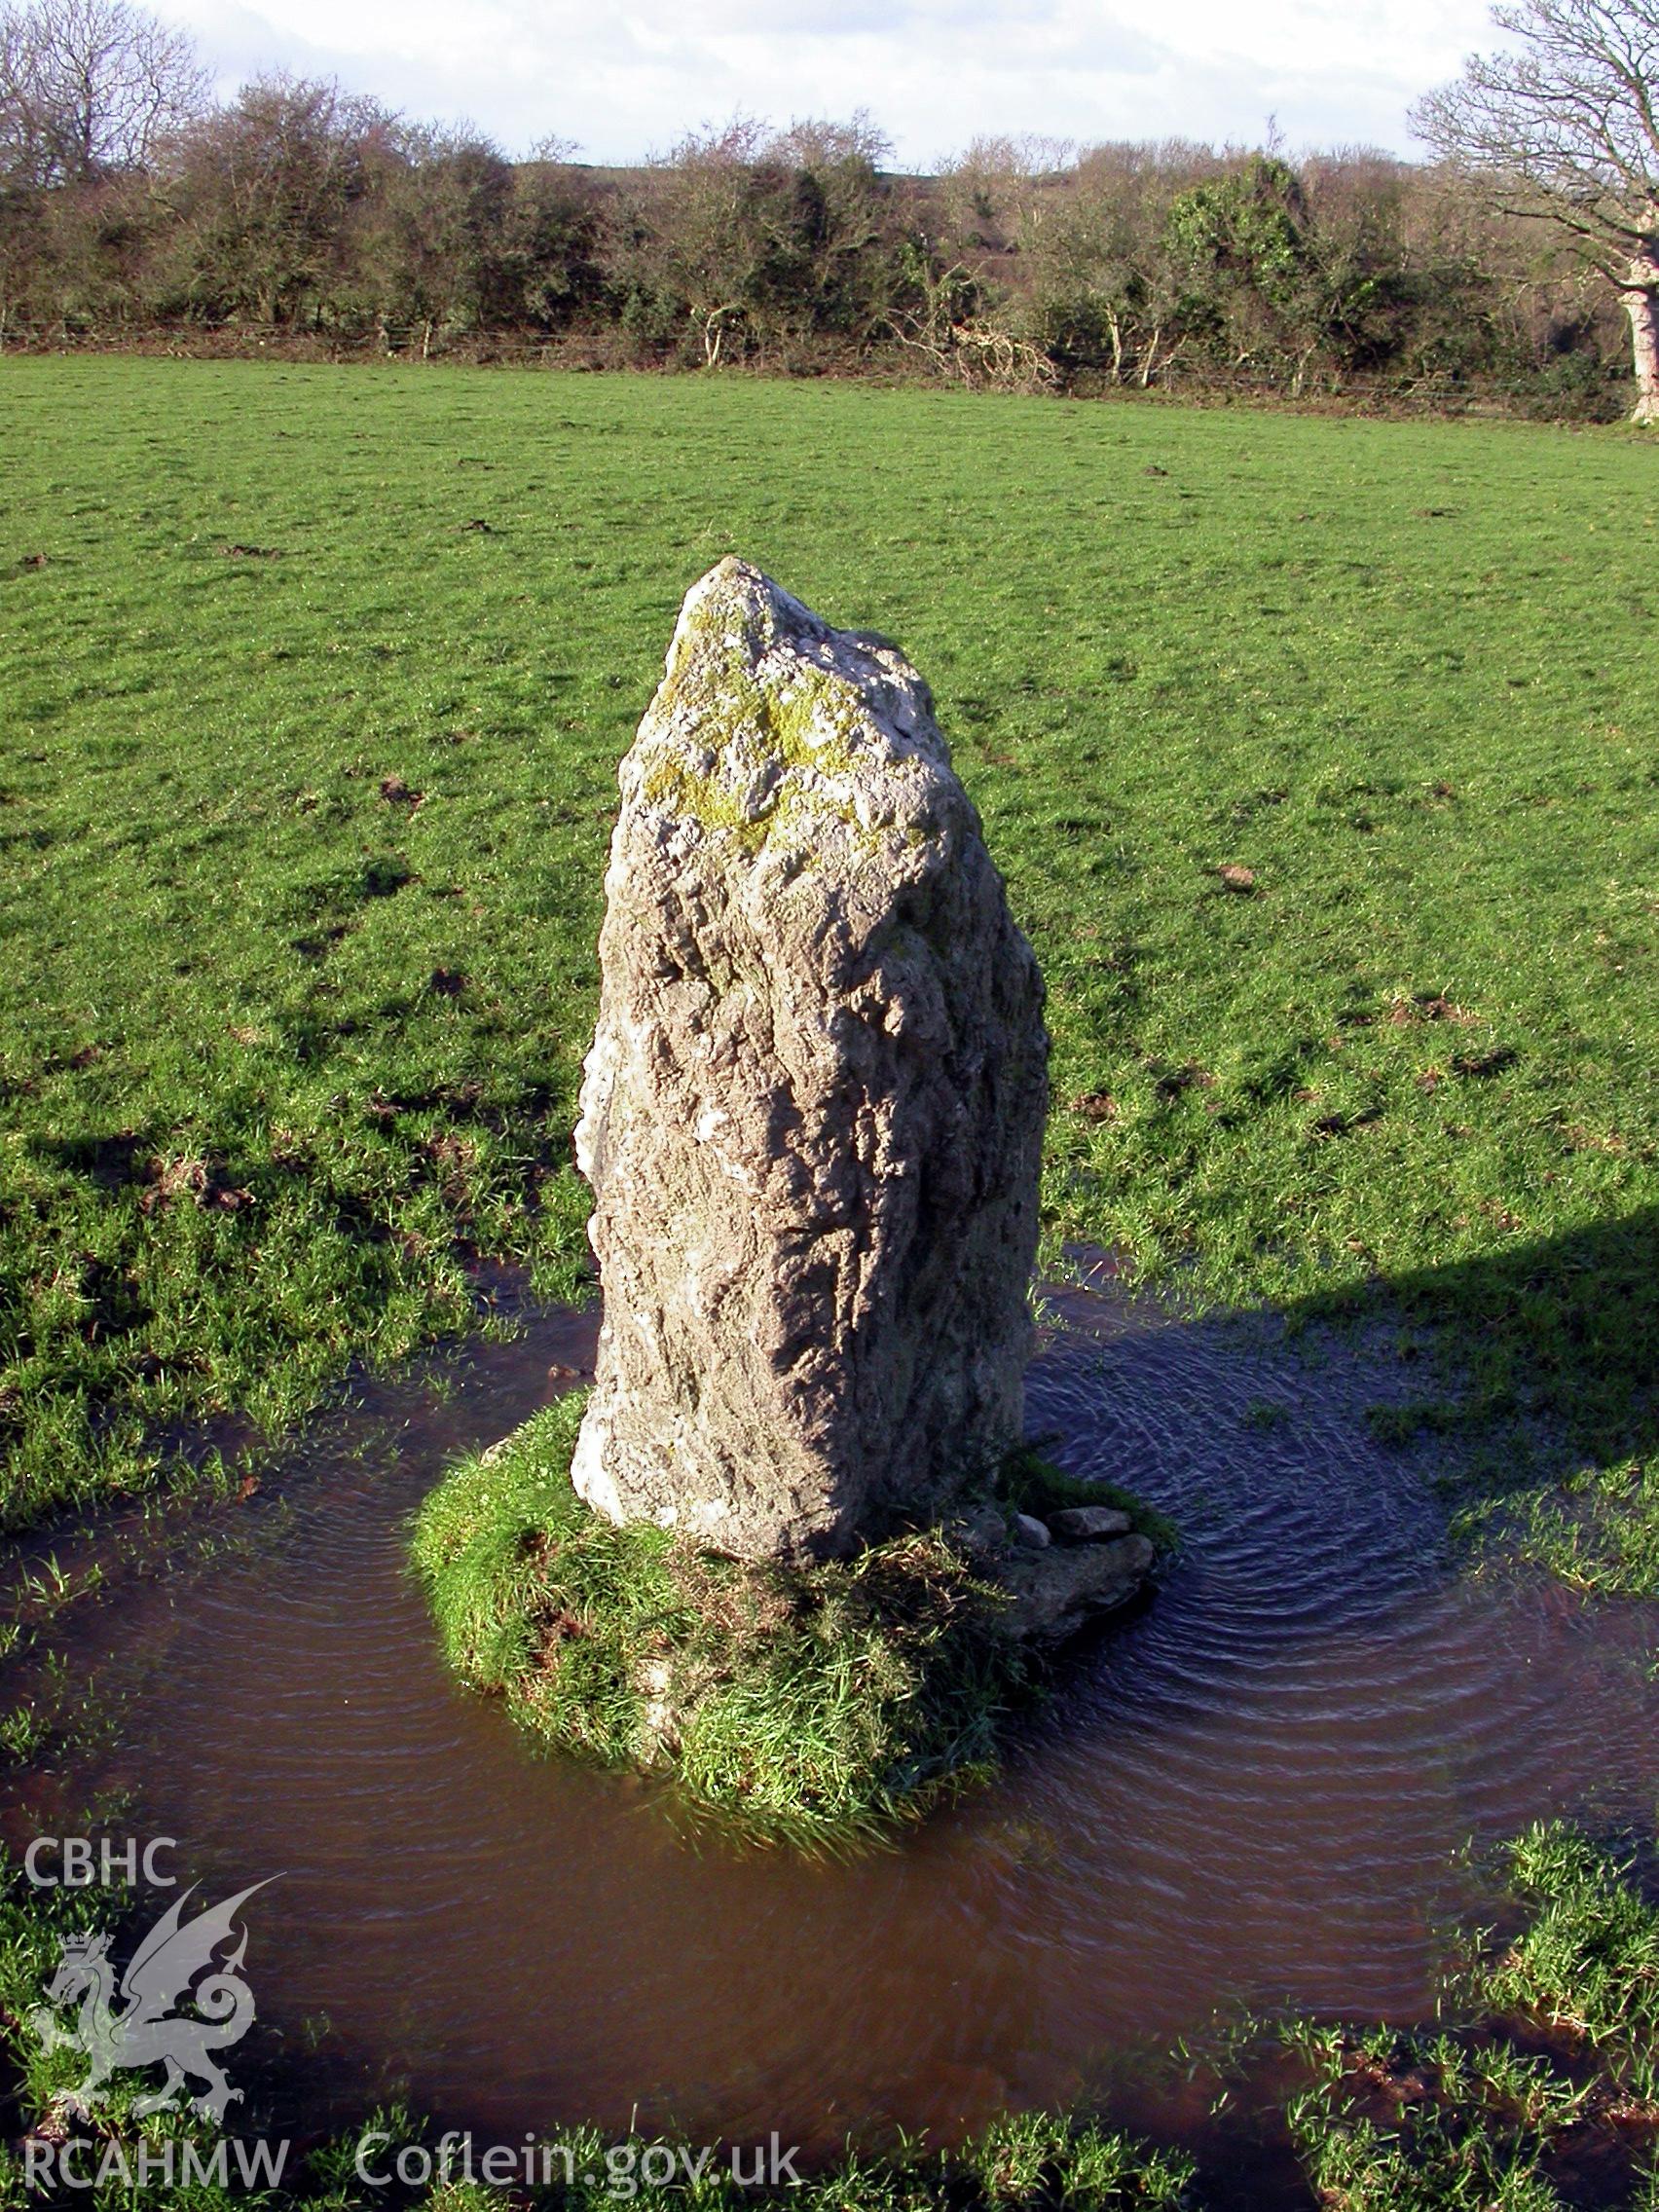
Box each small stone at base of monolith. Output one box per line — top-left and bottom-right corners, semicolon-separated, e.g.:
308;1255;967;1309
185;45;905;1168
1046;1504;1133;1541
1000;1532;1156;1643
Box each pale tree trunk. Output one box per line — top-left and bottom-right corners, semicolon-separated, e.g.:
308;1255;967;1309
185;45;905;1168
1625;255;1659;425
697;306;740;368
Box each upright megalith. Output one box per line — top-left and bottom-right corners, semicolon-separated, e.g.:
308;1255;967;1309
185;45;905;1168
571;558;1049;1562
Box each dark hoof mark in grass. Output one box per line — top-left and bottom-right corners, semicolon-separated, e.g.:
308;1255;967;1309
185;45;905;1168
1344;991;1476;1030
361;857;414;898
420;1132;479;1194
460;518;498;534
427;967;466;998
378;774;424;808
15;552;50;571
31;1130;147;1190
1387;991;1476;1026
217;542;281;559
1143;463;1169;476
1453;1047;1519;1080
1561;1123;1629;1156
1310;1105;1386;1139
138;1152;252;1215
290;923;351;958
1414;506;1457;518
1215;863;1257;893
1150;1059;1216;1101
1070;1091;1118;1122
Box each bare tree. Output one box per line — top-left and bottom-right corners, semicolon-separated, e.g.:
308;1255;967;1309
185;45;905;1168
362;122;515;351
162;75;394;326
0;0;205;186
612;119;773;365
1414;0;1659;421
608;115;900;366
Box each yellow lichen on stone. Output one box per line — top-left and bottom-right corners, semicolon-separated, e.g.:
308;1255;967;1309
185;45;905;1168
639;641;889;853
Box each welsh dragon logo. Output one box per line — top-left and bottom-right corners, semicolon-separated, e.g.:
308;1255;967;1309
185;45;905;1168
28;1881;273;2124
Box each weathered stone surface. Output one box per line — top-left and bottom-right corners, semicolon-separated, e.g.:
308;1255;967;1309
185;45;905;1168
1001;1533;1155;1643
571;558;1049;1562
1014;1512;1053;1550
1045;1504;1132;1541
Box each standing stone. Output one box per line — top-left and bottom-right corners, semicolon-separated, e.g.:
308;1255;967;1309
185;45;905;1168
571;558;1049;1563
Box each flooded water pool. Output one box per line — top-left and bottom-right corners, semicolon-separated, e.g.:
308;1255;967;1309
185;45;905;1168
6;1271;1657;2159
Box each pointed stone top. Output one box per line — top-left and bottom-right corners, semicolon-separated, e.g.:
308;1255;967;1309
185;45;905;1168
624;560;954;866
665;557;820;673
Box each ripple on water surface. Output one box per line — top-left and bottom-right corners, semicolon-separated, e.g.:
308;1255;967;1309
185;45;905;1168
11;1278;1659;2150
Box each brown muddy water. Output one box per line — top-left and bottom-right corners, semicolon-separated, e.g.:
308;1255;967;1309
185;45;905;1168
5;1269;1659;2162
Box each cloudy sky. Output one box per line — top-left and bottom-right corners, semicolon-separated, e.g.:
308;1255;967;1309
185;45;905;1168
151;0;1502;166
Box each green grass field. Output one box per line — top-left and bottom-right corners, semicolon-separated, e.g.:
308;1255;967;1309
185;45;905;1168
2;357;1655;1540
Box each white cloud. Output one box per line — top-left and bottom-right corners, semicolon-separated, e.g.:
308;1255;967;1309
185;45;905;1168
161;0;1501;163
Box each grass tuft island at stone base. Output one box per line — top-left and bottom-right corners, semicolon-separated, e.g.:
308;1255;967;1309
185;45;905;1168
410;1392;1170;1849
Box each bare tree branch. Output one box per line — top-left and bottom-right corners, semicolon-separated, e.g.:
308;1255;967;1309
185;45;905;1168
0;0;206;185
1413;0;1659;417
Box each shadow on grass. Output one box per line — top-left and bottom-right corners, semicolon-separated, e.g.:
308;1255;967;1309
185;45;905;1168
1299;1203;1659;1593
